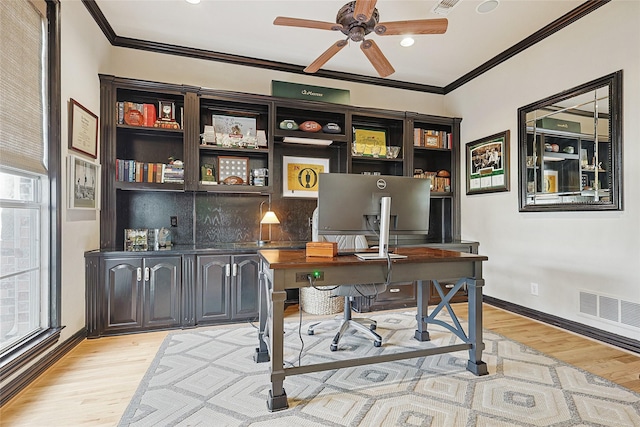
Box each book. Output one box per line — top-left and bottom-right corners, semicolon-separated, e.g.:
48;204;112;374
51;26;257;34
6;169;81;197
143;103;157;127
116;102;124;124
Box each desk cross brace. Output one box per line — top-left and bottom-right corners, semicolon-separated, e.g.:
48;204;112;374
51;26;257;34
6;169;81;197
423;278;469;342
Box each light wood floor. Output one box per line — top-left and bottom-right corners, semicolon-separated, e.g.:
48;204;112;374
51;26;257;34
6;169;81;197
1;304;639;426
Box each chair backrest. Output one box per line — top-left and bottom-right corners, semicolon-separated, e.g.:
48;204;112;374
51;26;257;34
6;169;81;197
311;207;368;250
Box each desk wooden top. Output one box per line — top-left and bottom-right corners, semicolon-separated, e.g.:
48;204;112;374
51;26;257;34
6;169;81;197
258;247;488;269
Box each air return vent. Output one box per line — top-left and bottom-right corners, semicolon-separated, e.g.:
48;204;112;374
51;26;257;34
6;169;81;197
621;301;640;328
579;290;639;329
431;0;462;16
579;292;597;316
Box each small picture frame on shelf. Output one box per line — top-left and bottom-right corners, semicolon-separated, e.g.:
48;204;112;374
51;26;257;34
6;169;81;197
282;156;329;198
218;156;249;185
544;170;558;193
124;228;148;251
424;132;441;148
466;130;510;195
201;163;217;185
353;128;387;157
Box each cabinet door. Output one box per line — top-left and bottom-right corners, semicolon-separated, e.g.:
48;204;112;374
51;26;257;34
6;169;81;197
196;255;231;323
231;254;260;320
104;258;143;333
143;256;181;328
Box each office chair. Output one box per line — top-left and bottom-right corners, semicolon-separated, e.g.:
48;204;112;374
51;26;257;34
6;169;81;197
307;208;386;350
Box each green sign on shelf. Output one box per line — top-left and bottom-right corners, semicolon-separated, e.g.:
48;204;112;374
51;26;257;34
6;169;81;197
271;81;350;105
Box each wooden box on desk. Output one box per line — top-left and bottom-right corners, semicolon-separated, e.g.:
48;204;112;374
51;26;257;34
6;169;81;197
306;242;337;258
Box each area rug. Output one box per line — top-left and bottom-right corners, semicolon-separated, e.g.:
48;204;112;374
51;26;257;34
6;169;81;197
119;311;640;426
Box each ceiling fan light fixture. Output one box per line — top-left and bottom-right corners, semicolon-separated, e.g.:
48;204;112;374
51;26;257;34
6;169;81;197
477;0;499;14
400;37;415;47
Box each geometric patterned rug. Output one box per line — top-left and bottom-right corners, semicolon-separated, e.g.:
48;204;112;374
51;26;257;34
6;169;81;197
119;311;640;426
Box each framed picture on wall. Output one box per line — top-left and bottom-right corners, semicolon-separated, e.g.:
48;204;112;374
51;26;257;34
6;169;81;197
282;156;329;198
69;98;98;159
68;155;100;210
466;130;510;195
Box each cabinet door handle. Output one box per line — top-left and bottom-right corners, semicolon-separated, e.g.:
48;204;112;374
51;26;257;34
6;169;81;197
445;283;454;289
389;288;401;293
144;267;150;282
136;267;142;282
232;263;238;277
225;263;230;277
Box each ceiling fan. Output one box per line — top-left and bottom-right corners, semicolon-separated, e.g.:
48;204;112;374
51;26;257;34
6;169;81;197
273;0;448;78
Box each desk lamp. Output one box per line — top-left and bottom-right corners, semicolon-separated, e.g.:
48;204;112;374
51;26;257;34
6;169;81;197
258;199;280;246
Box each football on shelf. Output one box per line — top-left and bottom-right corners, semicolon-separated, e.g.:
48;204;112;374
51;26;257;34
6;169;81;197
322;122;342;134
300;121;322;132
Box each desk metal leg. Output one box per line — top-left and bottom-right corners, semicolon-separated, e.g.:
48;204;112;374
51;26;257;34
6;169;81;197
267;282;289;411
414;280;430;341
254;270;270;363
466;277;488;376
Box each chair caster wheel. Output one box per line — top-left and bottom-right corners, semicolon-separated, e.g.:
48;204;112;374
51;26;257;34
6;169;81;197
330;344;338;352
374;341;382;347
370;324;376;331
308;330;314;336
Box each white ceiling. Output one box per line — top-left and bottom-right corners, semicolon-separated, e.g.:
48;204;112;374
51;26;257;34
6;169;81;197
93;0;586;89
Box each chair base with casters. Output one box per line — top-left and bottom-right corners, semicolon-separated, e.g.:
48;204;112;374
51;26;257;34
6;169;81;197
307;294;383;351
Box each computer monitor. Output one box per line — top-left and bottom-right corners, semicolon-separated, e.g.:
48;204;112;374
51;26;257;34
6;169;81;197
317;173;431;259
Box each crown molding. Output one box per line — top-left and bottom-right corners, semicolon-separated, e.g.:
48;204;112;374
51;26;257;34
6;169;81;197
82;0;608;95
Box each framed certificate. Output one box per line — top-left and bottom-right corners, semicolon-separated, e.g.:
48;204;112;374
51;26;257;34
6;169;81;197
69;98;98;159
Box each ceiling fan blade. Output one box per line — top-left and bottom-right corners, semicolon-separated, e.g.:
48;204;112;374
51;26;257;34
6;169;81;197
353;0;377;22
304;40;348;74
360;39;395;78
273;16;340;31
375;18;448;36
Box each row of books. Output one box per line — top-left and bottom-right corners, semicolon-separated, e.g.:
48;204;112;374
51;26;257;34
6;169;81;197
116;159;184;183
413;170;451;192
413;129;452;149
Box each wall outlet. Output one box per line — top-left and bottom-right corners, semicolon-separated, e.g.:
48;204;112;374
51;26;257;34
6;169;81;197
530;282;539;296
295;271;324;282
170;216;178;227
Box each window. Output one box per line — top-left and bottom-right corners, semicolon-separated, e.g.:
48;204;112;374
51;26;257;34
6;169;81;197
0;0;61;397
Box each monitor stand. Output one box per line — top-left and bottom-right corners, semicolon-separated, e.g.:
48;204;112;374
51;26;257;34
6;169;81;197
355;196;407;261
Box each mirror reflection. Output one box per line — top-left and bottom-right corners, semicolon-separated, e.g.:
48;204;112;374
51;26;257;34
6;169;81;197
518;71;622;211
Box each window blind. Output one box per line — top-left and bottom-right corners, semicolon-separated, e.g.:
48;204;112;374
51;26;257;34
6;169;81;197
0;0;47;175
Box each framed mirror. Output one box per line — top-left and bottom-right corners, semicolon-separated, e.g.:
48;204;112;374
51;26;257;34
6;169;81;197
518;71;622;211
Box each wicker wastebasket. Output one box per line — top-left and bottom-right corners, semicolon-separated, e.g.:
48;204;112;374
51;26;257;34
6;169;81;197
300;287;344;315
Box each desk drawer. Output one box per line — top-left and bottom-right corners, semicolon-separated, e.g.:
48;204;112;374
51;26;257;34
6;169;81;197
428;280;468;305
352;282;416;312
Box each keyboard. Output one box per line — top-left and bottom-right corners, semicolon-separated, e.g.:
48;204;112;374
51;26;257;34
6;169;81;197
355;252;407;260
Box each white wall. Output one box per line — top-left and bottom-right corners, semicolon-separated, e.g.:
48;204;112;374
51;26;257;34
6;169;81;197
59;0;110;341
446;1;640;339
104;48;446;116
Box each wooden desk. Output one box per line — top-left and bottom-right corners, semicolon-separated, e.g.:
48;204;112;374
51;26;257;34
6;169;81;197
254;247;489;411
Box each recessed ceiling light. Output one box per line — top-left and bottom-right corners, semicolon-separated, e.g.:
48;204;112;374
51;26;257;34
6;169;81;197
400;37;415;47
185;0;200;4
477;0;499;14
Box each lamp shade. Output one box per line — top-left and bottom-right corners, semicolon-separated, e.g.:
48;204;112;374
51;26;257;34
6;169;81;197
260;211;280;225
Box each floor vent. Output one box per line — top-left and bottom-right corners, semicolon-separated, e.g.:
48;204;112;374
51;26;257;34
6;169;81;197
579;291;639;329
